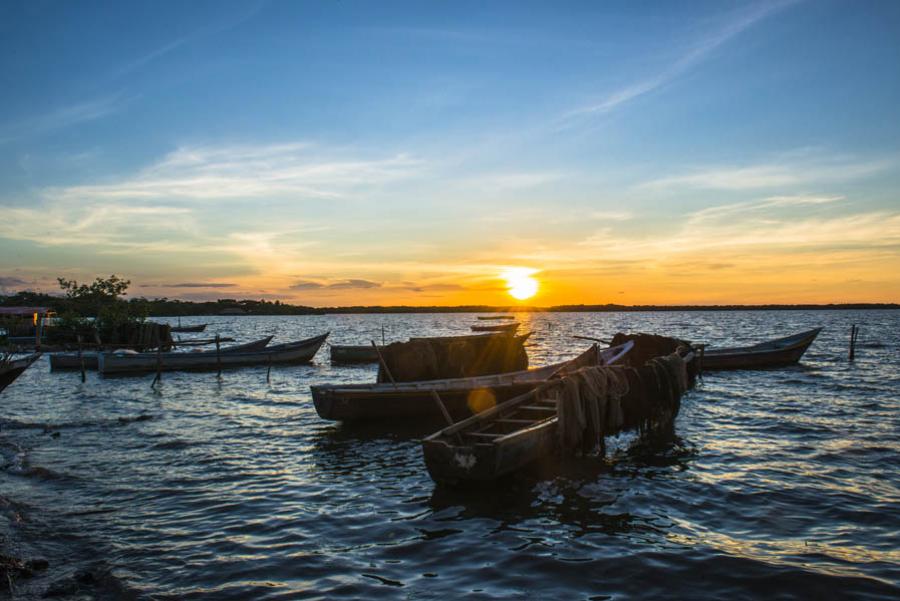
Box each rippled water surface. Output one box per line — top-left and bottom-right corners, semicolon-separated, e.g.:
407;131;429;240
2;311;898;599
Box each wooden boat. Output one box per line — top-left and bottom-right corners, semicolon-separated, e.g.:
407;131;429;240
701;328;821;370
0;353;42;393
471;322;519;333
329;344;382;364
311;342;630;421
422;344;687;486
477;315;515;320
97;333;328;375
50;336;274;370
170;323;207;333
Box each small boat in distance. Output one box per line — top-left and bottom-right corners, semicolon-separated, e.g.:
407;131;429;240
97;333;328;375
170;323;207;333
329;344;382;364
0;352;42;393
701;328;822;370
50;336;274;370
477;315;515;320
471;322;519;333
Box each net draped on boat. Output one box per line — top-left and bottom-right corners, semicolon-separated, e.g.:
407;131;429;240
376;334;528;383
553;341;694;454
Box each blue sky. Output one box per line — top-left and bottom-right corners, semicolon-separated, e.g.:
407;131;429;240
1;0;898;305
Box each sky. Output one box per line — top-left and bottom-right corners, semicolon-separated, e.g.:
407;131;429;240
1;0;899;306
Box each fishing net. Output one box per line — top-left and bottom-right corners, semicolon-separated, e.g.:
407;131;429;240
377;334;529;383
555;346;692;454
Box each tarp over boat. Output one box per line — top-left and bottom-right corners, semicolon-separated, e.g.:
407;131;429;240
376;333;529;383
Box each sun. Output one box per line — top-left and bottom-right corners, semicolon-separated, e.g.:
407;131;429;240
502;267;539;300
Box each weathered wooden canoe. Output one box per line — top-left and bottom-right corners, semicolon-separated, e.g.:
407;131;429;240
50;336;274;370
311;342;630;422
170;323;207;333
701;328;821;370
422;344;689;486
0;353;42;393
329;344;382;364
471;322;519;333
97;333;328;375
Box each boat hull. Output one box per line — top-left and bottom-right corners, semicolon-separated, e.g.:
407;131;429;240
98;334;327;375
702;328;821;370
0;353;41;393
329;345;381;364
50;336;273;370
170;324;207;333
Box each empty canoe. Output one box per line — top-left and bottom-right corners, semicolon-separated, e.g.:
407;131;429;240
329;344;382;364
701;328;821;370
471;322;519;333
97;333;328;375
49;335;274;370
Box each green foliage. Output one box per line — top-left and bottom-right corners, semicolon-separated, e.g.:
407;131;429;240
55;275;144;342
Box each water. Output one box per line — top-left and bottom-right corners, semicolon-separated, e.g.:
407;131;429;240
1;311;898;600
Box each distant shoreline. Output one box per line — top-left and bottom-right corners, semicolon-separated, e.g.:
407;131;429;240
3;291;897;317
312;303;900;315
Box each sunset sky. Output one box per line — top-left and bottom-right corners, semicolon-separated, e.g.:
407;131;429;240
1;0;898;306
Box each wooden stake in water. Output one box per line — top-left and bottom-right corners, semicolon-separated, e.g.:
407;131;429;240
849;324;859;361
216;334;222;377
266;353;272;384
151;332;163;388
77;334;86;383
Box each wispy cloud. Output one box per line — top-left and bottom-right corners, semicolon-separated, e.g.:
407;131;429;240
143;282;237;288
638;153;894;192
46;142;422;202
564;0;799;119
290;278;381;290
0;95;127;144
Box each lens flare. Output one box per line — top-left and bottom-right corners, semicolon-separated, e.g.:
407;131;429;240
502;268;539;300
467;388;497;414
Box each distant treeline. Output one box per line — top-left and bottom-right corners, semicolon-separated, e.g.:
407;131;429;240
2;291;897;316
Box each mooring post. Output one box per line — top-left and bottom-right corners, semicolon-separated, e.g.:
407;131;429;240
849;324;859;361
216;334;222;378
152;332;162;388
266;353;272;384
77;334;86;383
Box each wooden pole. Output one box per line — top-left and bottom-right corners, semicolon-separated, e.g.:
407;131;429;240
77;334;86;383
151;332;162;388
381;325;386;347
266;353;272;384
849;324;858;361
371;340;397;387
216;334;222;377
430;390;463;444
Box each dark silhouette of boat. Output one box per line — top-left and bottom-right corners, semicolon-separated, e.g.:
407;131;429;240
0;352;41;393
701;328;821;370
